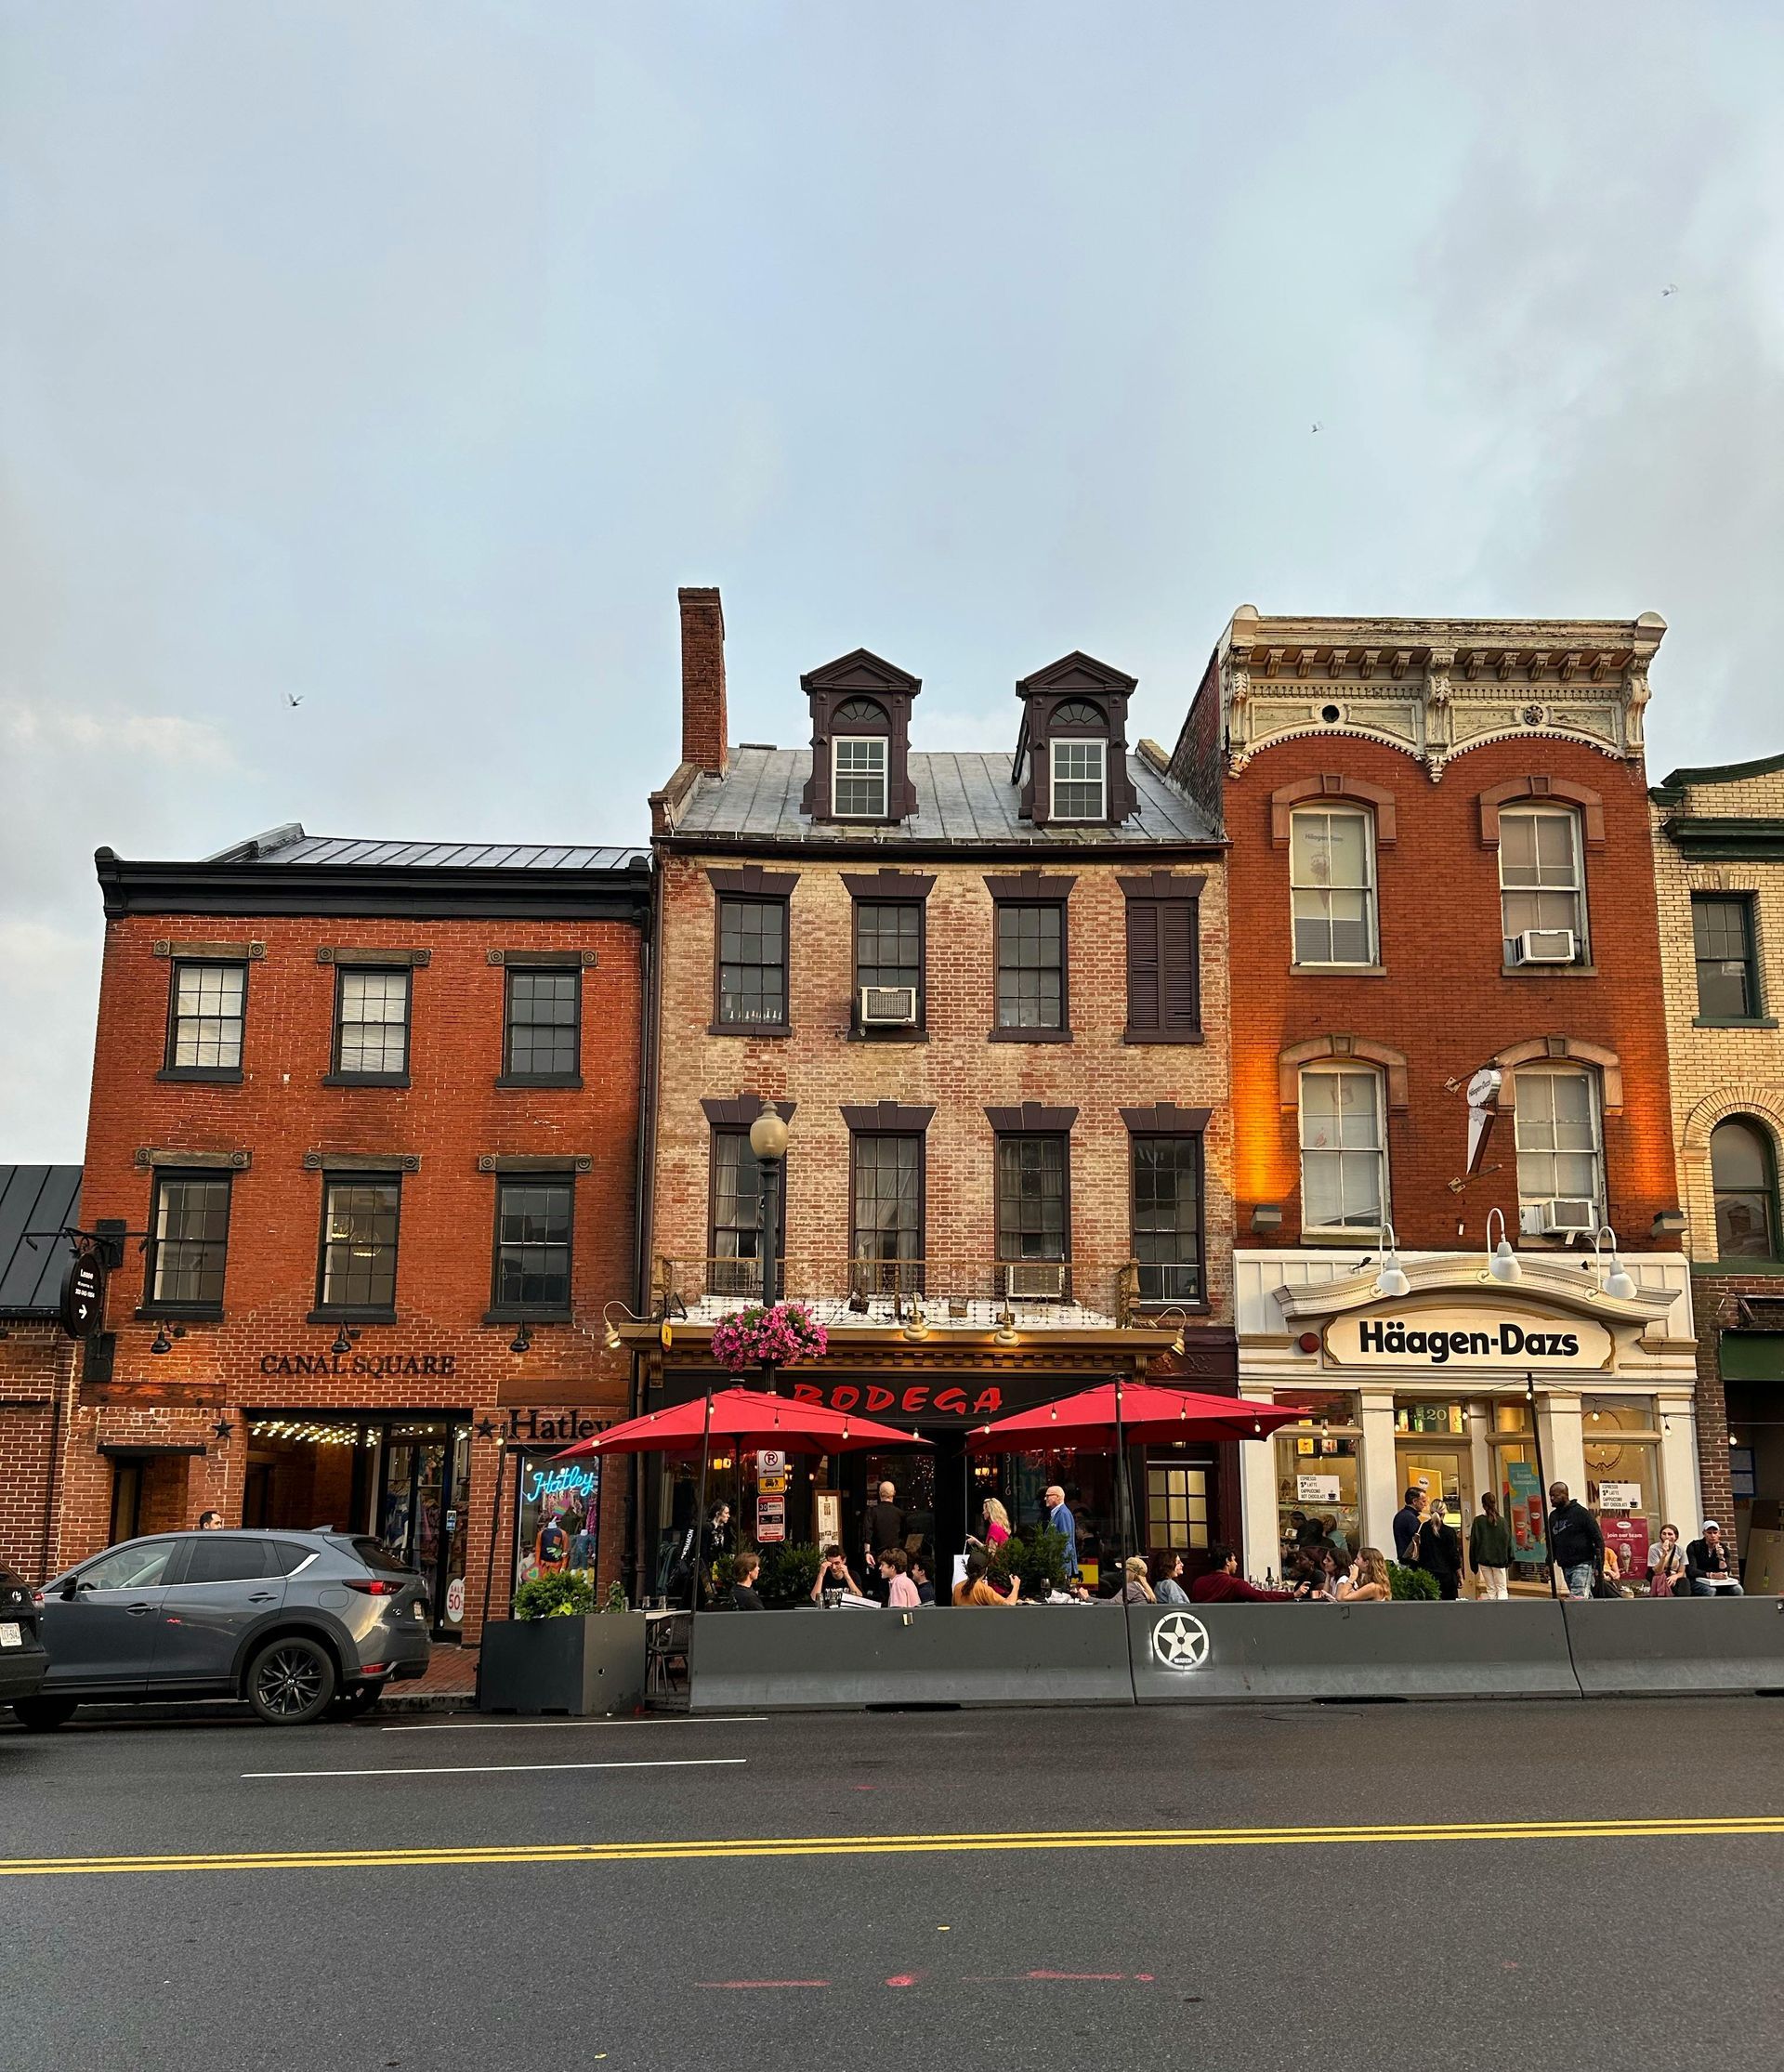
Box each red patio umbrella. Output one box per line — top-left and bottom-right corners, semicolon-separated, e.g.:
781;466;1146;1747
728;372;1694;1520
966;1380;1312;1580
966;1380;1311;1451
554;1386;931;1613
552;1386;930;1459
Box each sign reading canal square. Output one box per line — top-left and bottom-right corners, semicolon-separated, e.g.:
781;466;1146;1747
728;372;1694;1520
1325;1301;1615;1372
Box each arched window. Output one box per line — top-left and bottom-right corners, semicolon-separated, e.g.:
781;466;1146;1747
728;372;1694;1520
1289;806;1377;966
832;695;891;818
833;696;889;728
1050;699;1107;729
1297;1064;1386;1232
1500;806;1587;964
1711;1118;1779;1261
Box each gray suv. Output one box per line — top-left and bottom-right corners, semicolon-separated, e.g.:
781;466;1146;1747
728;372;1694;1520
15;1528;432;1729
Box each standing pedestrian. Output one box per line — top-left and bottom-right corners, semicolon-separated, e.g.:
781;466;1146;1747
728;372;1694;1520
1469;1490;1514;1600
1545;1482;1604;1600
1418;1501;1463;1600
1043;1484;1079;1577
1392;1487;1428;1565
863;1480;905;1602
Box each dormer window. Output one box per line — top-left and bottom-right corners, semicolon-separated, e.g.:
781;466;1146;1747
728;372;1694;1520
1014;654;1137;827
1047;702;1108;820
832;699;890;817
800;653;921;824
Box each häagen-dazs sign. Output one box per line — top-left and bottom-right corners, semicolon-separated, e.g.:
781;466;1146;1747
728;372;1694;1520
1325;1301;1615;1371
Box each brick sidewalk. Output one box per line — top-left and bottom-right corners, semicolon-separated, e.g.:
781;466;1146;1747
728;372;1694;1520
381;1642;479;1711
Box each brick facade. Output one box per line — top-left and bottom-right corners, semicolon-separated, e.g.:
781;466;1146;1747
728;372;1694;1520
0;1325;78;1580
53;849;649;1637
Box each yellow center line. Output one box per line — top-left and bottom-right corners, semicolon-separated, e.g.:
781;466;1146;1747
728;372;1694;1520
1;1816;1779;1878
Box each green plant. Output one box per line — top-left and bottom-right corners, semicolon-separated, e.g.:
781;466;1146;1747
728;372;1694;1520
757;1541;822;1607
512;1569;596;1620
990;1528;1070;1600
599;1580;629;1614
1387;1561;1440;1601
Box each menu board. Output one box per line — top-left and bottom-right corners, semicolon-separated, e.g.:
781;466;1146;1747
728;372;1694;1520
1596;1480;1643;1512
1296;1475;1342;1504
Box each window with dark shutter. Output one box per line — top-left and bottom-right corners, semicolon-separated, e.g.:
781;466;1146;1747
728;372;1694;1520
1125;898;1200;1041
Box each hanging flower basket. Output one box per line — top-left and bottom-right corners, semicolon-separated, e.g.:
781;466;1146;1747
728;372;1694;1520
711;1301;829;1373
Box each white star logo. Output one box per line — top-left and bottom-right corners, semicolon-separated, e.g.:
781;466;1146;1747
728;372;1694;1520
1150;1611;1211;1672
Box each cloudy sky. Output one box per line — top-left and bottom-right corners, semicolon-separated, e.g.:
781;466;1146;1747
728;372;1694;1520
4;2;1781;1161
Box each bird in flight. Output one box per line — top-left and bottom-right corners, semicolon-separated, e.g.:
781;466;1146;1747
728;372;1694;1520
285;694;304;708
1310;420;1324;433
1661;283;1678;297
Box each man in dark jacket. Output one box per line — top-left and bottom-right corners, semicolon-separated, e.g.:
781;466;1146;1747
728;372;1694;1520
1417;1504;1464;1600
1392;1488;1427;1564
1686;1520;1743;1595
1189;1546;1302;1604
1546;1483;1604;1599
863;1482;905;1602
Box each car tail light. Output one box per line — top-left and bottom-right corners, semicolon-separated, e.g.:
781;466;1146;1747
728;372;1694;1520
32;1589;46;1607
346;1579;406;1596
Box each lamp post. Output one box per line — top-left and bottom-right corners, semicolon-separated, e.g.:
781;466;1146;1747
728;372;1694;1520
750;1098;790;1308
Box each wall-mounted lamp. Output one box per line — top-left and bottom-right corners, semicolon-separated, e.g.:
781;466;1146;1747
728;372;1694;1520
901;1303;928;1343
509;1324;532;1355
150;1328;172;1356
1250;1202;1284;1234
1374;1222;1410;1300
992;1307;1019;1346
1593;1226;1637;1303
331;1327;354;1356
1485;1206;1522;1285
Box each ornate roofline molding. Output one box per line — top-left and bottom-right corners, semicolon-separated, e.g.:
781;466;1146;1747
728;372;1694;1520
1270;1253;1674;1328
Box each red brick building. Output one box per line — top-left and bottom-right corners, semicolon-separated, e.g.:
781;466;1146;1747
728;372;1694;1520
0;1165;83;1581
54;828;649;1640
1169;609;1701;1585
636;588;1235;1590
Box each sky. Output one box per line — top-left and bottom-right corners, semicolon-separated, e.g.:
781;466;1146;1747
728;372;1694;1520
3;2;1782;1161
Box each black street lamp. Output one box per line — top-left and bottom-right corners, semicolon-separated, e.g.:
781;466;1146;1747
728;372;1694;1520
750;1097;790;1309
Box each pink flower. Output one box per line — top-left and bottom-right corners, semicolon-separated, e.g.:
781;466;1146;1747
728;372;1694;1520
711;1301;827;1371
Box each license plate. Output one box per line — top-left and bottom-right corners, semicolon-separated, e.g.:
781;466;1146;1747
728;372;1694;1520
0;1622;20;1648
413;1603;426;1620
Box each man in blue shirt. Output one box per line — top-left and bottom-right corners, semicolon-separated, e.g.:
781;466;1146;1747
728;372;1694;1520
1044;1485;1079;1578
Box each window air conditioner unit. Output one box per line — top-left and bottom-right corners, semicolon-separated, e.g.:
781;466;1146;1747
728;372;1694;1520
1006;1261;1067;1300
1521;1198;1597;1237
859;985;918;1027
1512;928;1577;965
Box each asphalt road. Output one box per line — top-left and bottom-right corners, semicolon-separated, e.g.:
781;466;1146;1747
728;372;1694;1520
2;1698;1780;2072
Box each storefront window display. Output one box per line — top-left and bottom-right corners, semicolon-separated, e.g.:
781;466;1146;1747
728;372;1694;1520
1582;1395;1662;1582
1275;1393;1361;1561
1489;1400;1548;1579
1395;1399;1470;1531
514;1454;600;1592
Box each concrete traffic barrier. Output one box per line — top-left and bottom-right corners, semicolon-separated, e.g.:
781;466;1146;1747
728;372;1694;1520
1127;1600;1581;1703
682;1603;1134;1711
1562;1594;1784;1696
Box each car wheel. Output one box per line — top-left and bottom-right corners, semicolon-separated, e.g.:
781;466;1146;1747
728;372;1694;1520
10;1697;77;1732
246;1636;336;1725
328;1683;382;1720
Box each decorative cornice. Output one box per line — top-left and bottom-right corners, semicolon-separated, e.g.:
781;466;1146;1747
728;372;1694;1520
839;1100;936;1133
152;939;266;961
700;1096;799;1131
839;871;937;901
136;1147;251;1171
485;948;598;967
317;946;431;967
983;872;1077;902
706;864;800;898
984;1101;1079;1133
302;1151;421;1174
1270;1253;1674;1329
477;1154;593;1174
1119;1103;1213;1136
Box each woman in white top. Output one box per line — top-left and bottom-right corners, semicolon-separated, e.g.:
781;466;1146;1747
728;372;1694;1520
1647;1523;1687;1597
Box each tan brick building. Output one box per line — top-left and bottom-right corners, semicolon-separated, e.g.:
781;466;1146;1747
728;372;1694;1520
637;588;1234;1588
1651;751;1784;1587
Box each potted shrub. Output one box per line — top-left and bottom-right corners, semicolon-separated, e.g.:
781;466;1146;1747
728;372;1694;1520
479;1568;649;1716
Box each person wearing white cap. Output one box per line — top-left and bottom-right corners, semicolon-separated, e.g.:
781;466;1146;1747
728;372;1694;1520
1686;1519;1743;1596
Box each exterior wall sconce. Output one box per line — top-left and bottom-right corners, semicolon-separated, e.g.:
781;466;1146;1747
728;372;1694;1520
992;1307;1019;1346
509;1323;532;1355
1374;1223;1410;1299
901;1303;928;1343
1250;1203;1284;1234
1593;1226;1637;1303
1485;1206;1521;1285
150;1325;187;1355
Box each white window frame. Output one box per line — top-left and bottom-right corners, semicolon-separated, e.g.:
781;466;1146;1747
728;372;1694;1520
1511;1065;1604;1219
832;736;888;819
1297;1064;1388;1234
1289;806;1378;967
1499;805;1588;961
1049;737;1106;821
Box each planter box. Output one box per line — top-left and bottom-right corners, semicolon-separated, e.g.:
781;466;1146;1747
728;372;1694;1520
478;1613;648;1716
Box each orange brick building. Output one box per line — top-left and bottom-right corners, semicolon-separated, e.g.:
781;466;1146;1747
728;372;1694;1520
49;830;649;1639
636;588;1236;1589
1170;610;1702;1583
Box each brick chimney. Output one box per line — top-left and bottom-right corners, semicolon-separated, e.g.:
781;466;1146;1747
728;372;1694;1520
678;586;728;777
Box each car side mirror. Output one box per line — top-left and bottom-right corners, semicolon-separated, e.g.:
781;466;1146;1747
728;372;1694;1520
67;1580;90;1599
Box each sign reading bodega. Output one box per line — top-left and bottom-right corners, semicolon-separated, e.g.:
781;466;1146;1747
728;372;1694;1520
1326;1302;1613;1371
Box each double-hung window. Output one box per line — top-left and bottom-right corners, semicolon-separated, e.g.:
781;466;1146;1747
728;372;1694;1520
165;961;246;1075
1693;896;1762;1019
1512;1067;1602;1222
996;1134;1069;1266
148;1173;231;1313
503;967;581;1082
1500;807;1587;960
1290;807;1377;966
716;898;788;1029
850;1134;923;1293
317;1175;401;1315
1710;1118;1779;1261
492;1179;573;1315
855;900;923;1029
334;969;411;1080
1298;1066;1386;1232
833;737;888;818
1049;738;1106;820
1131;1136;1203;1304
995;904;1065;1031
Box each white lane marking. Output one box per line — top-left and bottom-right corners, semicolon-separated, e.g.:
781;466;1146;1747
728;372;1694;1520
381;1716;767;1733
243;1757;748;1780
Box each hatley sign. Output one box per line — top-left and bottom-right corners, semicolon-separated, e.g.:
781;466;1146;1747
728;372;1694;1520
1325;1301;1615;1371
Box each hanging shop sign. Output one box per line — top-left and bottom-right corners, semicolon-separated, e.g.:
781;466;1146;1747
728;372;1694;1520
1296;1474;1342;1504
59;1254;107;1339
1326;1301;1615;1372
